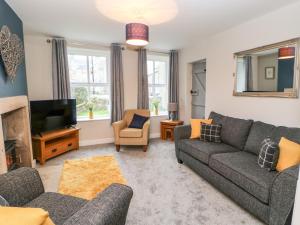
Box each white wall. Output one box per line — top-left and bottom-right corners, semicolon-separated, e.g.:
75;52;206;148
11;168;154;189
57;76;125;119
24;34;167;146
180;1;300;127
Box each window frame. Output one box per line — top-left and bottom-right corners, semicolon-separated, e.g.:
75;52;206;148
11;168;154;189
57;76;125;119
68;47;111;121
147;53;170;116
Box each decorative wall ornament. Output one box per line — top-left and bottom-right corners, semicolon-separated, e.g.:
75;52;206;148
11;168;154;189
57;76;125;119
0;25;24;81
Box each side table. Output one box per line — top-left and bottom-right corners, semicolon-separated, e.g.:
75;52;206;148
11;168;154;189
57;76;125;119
160;120;184;141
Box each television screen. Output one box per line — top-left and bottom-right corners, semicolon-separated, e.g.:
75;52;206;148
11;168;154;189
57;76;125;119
30;99;77;135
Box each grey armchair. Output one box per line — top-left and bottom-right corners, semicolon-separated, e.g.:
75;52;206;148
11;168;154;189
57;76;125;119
0;167;133;225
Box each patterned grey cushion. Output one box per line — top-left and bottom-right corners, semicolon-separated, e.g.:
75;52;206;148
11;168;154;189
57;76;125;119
0;167;44;206
200;123;222;143
209;151;277;204
25;192;88;225
244;121;276;155
0;195;9;206
258;138;279;171
209;111;253;150
178;139;238;164
271;126;300;144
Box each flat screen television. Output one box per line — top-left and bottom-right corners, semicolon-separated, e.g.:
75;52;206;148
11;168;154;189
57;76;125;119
30;99;77;135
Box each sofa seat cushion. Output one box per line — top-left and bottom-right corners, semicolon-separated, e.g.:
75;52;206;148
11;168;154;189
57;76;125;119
244;121;276;155
120;128;142;138
209;151;277;204
25;192;87;225
178;139;238;164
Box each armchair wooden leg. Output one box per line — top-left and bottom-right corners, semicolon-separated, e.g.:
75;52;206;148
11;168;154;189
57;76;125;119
116;145;120;152
143;145;148;152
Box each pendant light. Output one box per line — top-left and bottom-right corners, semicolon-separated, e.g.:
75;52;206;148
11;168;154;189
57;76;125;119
126;23;149;46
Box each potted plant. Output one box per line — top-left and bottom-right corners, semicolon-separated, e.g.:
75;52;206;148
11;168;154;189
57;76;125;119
152;98;160;116
87;101;94;119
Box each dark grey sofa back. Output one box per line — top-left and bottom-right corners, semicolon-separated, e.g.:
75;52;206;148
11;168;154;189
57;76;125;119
245;122;300;155
244;121;276;155
209;112;253;150
0;167;44;206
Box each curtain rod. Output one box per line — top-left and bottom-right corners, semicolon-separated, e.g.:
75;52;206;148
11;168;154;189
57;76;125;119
46;38;173;54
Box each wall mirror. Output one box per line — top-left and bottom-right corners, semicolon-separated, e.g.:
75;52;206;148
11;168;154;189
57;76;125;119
233;38;300;98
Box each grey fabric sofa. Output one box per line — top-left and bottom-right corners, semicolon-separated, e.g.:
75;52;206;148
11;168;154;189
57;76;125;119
174;111;299;225
0;167;133;225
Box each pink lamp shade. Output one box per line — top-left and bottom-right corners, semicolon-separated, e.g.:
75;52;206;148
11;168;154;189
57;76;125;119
126;23;149;46
278;47;295;60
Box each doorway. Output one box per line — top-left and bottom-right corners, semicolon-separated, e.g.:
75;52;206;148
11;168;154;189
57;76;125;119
191;59;206;118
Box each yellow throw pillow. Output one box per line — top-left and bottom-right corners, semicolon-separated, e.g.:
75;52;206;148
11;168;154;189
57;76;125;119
0;207;55;225
190;119;213;139
276;137;300;172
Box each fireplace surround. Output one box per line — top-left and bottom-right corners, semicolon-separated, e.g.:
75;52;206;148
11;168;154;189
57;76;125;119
0;96;33;174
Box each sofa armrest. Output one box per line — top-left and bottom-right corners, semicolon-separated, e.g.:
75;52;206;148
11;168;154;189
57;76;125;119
0;167;44;206
142;119;151;141
269;165;299;225
174;125;191;160
63;183;133;225
112;120;127;144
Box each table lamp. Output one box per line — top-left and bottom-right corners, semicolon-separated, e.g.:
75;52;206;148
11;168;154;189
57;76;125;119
168;102;178;121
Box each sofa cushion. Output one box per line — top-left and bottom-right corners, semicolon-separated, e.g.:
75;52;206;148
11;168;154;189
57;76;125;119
128;113;149;129
120;128;142;138
209;111;226;125
209;151;277;204
209;111;253;150
244;121;276;155
178;139;238;164
25;192;87;225
271;126;300;144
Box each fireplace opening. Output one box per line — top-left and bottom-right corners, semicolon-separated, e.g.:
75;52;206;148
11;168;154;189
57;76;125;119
4;140;19;171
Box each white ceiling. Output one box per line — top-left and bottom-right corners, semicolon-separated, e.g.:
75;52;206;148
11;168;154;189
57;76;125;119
6;0;300;50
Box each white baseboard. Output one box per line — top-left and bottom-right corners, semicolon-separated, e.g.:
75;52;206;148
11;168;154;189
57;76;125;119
79;133;161;147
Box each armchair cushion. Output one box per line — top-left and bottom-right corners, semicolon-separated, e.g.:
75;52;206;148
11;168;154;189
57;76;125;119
128;113;149;129
120;128;143;138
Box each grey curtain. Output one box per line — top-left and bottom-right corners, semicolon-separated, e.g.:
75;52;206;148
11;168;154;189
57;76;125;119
244;56;253;91
52;38;71;99
110;43;124;124
169;50;179;120
137;49;149;109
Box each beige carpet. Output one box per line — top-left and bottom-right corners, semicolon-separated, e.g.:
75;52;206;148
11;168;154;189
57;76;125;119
58;155;127;200
37;139;264;225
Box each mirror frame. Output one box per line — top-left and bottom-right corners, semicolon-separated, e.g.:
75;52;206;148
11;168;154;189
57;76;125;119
233;38;300;98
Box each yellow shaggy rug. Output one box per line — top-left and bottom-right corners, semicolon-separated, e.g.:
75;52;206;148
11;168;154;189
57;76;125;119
58;156;127;200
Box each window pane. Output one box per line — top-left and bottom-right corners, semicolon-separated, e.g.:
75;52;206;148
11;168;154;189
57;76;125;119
89;86;110;118
68;55;88;83
149;86;168;114
89;56;108;83
147;60;154;84
154;61;167;84
71;86;89;117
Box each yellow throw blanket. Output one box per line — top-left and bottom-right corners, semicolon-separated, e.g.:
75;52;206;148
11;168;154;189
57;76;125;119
0;207;55;225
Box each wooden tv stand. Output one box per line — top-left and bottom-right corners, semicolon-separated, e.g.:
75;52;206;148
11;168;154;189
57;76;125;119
32;128;79;165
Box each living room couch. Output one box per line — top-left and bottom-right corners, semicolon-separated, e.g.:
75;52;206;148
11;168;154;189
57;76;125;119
174;111;299;225
0;167;133;225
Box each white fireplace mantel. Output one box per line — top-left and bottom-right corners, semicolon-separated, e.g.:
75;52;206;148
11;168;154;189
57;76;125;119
0;95;33;174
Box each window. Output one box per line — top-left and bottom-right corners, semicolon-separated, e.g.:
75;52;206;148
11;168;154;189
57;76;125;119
68;48;110;120
147;54;169;116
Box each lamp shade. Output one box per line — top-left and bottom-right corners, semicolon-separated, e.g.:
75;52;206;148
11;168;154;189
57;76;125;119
168;102;178;112
126;23;149;46
278;47;295;60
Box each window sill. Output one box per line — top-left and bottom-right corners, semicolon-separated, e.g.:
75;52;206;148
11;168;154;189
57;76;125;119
150;113;168;118
77;117;110;122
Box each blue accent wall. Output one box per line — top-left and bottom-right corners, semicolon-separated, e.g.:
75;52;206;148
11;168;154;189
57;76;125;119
277;58;294;92
0;0;27;97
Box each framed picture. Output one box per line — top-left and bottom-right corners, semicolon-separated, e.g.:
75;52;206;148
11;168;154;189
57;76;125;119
265;67;275;79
